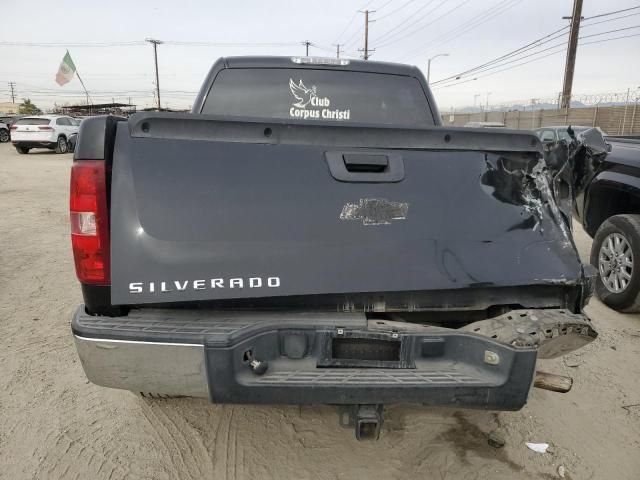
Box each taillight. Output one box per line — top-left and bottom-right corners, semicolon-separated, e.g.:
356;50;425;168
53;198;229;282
10;125;17;130
38;126;53;131
70;161;110;284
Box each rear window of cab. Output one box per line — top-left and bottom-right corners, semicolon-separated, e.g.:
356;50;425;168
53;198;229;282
202;68;434;127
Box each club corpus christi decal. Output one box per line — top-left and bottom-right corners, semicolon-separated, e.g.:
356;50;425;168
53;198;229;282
288;79;351;121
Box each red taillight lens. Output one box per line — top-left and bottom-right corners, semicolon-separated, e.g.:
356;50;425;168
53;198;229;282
70;161;110;284
38;126;53;131
10;125;17;130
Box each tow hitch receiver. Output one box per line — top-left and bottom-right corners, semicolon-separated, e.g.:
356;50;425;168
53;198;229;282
340;404;384;440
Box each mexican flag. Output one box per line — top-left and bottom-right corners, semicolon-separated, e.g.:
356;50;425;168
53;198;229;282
55;51;76;86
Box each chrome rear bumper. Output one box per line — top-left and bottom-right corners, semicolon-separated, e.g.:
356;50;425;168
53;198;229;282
74;336;208;397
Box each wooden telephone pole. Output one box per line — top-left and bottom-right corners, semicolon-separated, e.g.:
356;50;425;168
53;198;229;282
146;38;163;110
302;40;312;56
359;10;375;60
560;0;583;109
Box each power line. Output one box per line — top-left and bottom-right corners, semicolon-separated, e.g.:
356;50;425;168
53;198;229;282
433;25;640;88
404;3;637;65
433;24;640;88
0;41;145;47
162;41;299;47
399;0;524;62
375;0;474;49
372;0;395;12
582;11;640;27
432;19;640;86
334;0;376;44
374;0;417;21
431;25;571;85
433;32;640;90
583;5;640;20
373;0;441;44
343;28;364;51
0;40;303;48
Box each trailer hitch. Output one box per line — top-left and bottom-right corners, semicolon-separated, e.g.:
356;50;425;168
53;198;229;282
339;404;384;440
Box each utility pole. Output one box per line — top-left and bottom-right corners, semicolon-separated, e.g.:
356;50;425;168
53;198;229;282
302;40;312;56
146;38;163;110
333;43;343;58
560;0;583;109
8;82;16;103
473;93;481;108
358;10;375;60
485;92;492;110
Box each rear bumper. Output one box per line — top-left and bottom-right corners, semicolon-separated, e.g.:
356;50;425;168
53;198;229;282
72;305;542;408
12;140;57;149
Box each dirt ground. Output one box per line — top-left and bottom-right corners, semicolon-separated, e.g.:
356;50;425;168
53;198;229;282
0;143;639;480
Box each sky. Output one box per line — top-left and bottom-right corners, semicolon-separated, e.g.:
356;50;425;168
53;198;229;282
1;0;639;112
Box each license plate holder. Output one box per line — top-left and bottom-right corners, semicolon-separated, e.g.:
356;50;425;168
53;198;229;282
317;330;413;369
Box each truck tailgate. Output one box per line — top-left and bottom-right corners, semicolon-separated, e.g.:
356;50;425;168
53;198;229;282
110;114;581;305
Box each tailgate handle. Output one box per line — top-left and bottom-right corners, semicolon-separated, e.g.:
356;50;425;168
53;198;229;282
326;151;404;183
343;154;388;173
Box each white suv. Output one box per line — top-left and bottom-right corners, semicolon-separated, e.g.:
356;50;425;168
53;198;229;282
10;115;79;154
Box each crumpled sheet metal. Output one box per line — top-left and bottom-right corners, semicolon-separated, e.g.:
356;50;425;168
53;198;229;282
543;126;609;200
462;308;597;359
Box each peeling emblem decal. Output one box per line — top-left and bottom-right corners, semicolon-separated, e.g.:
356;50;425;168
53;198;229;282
288;79;351;121
340;198;409;225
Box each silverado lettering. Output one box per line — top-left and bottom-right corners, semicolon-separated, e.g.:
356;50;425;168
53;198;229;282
128;276;281;294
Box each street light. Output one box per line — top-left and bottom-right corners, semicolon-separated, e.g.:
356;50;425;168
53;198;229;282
427;53;449;84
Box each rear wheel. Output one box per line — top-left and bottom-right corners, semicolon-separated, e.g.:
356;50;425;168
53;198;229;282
0;129;9;143
15;146;30;154
55;136;68;154
591;214;640;312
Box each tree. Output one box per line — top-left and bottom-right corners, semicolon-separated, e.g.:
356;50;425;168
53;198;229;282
18;98;41;115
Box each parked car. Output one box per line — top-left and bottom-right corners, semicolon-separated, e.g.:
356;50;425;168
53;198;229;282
464;121;505;128
69;56;597;439
0;121;9;143
535;125;608;143
0;115;23;130
10;115;79;154
67;132;78;153
66;118;82;152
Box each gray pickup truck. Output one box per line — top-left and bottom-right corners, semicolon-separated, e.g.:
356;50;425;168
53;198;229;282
70;56;596;439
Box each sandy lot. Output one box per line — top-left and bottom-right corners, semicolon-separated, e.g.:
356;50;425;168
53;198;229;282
0;142;639;480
